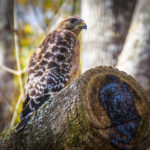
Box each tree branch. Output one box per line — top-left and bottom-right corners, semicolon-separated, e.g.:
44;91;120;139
0;66;149;150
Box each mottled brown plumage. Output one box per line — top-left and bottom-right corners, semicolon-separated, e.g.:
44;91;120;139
16;16;87;132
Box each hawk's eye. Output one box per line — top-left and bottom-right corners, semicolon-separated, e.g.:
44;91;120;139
70;18;76;24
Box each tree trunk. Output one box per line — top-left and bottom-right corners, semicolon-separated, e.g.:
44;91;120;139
116;0;150;98
0;66;149;150
0;0;16;131
81;0;136;72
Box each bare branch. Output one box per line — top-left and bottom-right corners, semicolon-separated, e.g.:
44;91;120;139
10;94;22;128
10;0;25;127
0;65;18;75
0;65;27;75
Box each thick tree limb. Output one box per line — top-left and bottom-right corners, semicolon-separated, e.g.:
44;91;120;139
0;66;149;150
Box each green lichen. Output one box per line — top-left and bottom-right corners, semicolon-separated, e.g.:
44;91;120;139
66;103;90;147
0;127;15;148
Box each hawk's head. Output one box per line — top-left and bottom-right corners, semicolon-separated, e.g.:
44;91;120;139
56;16;87;36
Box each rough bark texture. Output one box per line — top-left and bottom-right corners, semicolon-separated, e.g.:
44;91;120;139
117;0;150;98
0;66;149;150
81;0;136;72
0;0;16;131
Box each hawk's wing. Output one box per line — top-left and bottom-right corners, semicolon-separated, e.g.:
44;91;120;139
16;29;80;132
26;29;78;97
21;29;79;119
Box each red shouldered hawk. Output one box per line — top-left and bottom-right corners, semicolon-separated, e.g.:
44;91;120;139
16;16;87;132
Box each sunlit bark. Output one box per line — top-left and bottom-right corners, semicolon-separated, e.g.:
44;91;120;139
81;0;136;72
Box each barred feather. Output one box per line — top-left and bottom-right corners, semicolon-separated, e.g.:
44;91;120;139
16;16;86;132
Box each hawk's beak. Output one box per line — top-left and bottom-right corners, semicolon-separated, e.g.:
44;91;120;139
78;21;87;30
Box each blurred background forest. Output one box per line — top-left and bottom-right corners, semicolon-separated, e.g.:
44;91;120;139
0;0;150;132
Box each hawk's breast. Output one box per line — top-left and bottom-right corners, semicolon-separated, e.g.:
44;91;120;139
26;29;80;99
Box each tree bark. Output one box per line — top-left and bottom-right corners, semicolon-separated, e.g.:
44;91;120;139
0;0;16;131
81;0;136;72
116;0;150;98
0;66;149;150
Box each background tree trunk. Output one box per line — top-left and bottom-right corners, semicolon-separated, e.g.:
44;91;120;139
117;0;150;98
81;0;136;73
0;66;150;150
0;0;16;131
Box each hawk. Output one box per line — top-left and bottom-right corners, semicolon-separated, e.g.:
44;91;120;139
16;16;87;132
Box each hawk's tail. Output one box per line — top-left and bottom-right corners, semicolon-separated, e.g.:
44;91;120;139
15;94;50;132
